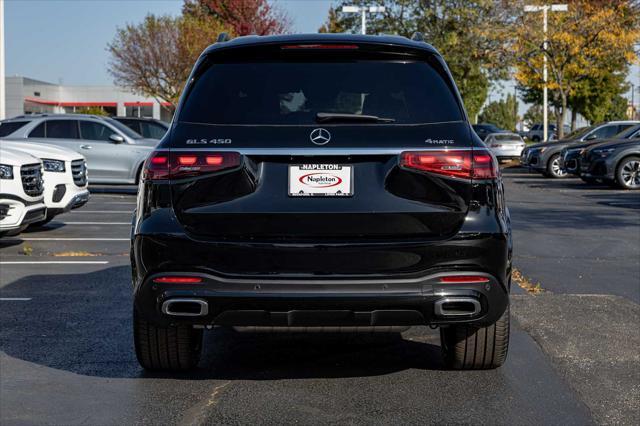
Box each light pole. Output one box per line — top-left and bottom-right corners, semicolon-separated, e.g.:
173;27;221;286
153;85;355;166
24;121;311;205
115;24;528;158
524;4;567;141
342;5;386;35
0;0;5;120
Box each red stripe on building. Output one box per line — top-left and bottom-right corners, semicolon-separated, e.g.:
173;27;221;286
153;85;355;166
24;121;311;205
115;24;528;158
124;102;153;107
59;102;117;107
24;97;117;107
24;97;59;106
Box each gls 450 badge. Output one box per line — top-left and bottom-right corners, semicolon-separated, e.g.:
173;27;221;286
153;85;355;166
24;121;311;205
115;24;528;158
186;138;232;145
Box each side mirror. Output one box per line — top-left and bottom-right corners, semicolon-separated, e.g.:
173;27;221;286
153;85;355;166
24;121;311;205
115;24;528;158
109;134;125;144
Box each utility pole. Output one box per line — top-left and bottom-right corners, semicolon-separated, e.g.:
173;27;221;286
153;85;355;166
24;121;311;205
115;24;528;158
0;0;5;120
342;5;386;35
524;4;568;141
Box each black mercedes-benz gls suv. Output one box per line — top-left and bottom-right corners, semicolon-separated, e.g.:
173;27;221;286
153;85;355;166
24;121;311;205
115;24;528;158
131;34;512;371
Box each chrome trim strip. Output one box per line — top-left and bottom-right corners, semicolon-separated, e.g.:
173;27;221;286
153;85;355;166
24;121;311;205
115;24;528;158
161;299;209;317
155;147;473;155
433;297;481;317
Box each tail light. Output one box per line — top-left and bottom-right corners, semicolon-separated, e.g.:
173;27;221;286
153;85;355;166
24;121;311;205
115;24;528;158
400;149;498;179
144;151;240;180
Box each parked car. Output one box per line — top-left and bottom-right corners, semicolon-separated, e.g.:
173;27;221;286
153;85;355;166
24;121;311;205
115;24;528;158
0;147;46;236
580;136;640;189
472;123;507;141
0;140;89;225
522;123;570;142
0;114;158;184
131;33;512;372
113;117;169;140
561;124;640;182
520;121;639;178
484;132;526;162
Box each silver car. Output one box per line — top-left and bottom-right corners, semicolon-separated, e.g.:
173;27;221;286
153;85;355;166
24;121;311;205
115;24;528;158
0;114;159;184
484;133;526;162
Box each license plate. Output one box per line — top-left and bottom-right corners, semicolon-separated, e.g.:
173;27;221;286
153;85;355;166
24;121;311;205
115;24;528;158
288;164;353;197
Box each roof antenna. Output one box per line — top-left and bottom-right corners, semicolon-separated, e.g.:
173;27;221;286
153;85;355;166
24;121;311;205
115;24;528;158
216;33;231;43
411;32;424;42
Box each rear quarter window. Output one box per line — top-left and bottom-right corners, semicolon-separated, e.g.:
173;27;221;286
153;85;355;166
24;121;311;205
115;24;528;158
179;60;464;125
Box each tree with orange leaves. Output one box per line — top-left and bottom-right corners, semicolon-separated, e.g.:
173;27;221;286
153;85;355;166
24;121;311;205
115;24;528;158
514;0;640;138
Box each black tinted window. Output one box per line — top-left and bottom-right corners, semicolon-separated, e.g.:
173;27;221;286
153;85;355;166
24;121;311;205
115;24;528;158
180;61;463;125
46;120;79;139
0;121;29;137
29;122;45;138
80;121;113;141
141;122;167;139
117;119;141;134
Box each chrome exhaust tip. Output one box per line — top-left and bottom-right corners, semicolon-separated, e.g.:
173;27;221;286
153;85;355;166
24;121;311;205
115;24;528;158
161;299;208;317
434;297;481;317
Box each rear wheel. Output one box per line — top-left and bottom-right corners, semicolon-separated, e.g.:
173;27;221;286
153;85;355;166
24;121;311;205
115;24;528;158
546;154;568;178
615;156;640;190
440;304;510;370
133;308;203;371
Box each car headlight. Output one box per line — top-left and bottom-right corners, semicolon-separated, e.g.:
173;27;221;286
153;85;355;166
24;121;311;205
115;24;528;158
592;148;615;158
0;164;14;179
43;159;65;172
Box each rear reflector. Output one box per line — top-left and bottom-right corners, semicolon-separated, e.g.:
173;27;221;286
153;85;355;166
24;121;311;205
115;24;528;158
153;276;203;284
145;151;241;180
439;275;490;284
400;149;498;179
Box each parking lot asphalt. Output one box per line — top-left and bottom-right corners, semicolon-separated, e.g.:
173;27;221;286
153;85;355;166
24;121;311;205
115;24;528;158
1;168;638;425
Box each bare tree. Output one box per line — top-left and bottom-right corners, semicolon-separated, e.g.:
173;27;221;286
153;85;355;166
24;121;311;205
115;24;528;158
107;14;228;110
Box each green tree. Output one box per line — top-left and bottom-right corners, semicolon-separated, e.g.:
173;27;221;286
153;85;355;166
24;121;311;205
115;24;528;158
317;0;518;120
71;106;108;116
604;95;629;122
478;94;518;130
523;104;543;128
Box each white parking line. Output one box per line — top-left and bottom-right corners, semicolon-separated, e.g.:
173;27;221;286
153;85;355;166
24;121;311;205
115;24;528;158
0;298;32;301
69;211;132;214
16;238;129;241
0;261;109;265
50;222;130;225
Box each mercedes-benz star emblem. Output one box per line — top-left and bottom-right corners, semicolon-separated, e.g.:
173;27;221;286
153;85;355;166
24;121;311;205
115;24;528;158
310;128;331;145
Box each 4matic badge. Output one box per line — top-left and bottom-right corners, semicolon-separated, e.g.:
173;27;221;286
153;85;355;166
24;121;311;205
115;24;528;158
425;138;455;145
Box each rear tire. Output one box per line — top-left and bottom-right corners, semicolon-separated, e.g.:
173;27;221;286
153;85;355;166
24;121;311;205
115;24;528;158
440;304;510;370
133;308;203;371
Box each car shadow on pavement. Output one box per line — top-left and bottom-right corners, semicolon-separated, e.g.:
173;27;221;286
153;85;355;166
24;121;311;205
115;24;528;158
0;265;444;381
89;185;138;195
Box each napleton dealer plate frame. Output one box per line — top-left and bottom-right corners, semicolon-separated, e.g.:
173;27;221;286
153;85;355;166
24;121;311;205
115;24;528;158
288;164;354;197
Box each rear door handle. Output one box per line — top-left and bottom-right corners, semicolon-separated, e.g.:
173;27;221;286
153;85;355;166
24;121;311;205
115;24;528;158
80;144;92;150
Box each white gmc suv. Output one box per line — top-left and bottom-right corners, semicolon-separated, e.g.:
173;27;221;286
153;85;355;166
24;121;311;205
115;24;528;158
1;140;89;225
0;147;47;236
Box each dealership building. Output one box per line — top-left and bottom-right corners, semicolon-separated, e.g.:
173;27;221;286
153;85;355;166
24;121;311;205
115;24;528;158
4;76;173;122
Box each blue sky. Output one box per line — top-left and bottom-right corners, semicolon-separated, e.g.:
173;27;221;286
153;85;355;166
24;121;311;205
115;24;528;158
4;0;638;110
4;0;334;85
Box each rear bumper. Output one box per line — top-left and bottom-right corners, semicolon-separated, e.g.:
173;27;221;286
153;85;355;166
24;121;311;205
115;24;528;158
134;271;509;328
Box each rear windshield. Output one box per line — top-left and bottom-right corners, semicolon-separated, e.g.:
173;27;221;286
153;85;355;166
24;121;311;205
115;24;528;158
179;61;463;125
0;121;29;137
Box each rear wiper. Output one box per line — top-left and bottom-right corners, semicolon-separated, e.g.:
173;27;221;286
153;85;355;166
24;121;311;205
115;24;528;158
316;112;396;124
